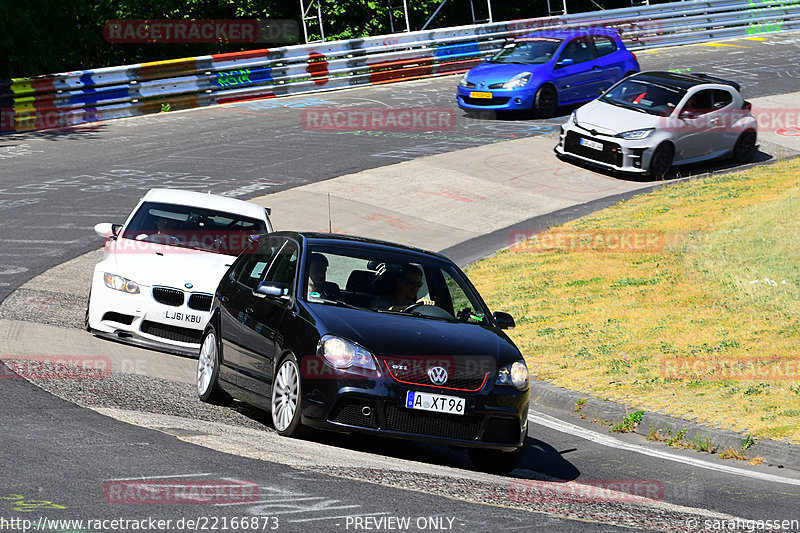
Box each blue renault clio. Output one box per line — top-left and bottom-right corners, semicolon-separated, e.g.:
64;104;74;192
457;28;639;118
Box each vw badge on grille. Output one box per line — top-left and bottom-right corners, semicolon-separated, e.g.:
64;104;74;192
427;366;448;385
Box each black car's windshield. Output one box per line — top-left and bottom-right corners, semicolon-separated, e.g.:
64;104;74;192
121;201;267;255
489;38;562;65
600;78;687;116
304;244;489;325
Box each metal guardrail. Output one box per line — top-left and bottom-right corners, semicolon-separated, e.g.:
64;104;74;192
2;0;798;133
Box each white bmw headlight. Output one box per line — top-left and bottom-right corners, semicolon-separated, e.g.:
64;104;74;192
618;128;655;140
570;110;579;125
502;72;532;90
318;335;376;371
496;361;529;390
103;273;140;294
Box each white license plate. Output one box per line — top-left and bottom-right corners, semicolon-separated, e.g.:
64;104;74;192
163;310;202;324
406;391;465;415
579;137;603;151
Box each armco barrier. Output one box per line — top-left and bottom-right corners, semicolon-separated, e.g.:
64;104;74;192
2;0;799;133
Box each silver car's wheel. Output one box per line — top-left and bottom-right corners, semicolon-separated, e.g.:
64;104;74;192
271;355;306;437
197;328;229;404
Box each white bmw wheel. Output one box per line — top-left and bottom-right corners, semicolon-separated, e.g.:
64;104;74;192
197;333;216;397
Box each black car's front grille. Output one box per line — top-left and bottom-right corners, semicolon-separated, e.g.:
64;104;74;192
461;96;511;106
187;293;213;311
564;131;623;167
484;417;522;444
152;287;184;307
102;312;134;325
385;404;481;441
141;320;202;344
381;356;490;391
328;399;378;429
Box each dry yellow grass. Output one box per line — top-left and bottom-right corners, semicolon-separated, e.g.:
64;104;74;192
469;158;800;443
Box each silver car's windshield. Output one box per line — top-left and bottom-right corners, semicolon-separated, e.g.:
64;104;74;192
490;38;562;65
600;79;686;116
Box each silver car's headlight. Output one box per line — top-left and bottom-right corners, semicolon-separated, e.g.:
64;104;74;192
618;128;655;140
103;273;140;294
502;72;532;89
496;361;529;390
317;335;376;371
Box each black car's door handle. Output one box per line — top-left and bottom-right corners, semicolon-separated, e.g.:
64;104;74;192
245;306;254;314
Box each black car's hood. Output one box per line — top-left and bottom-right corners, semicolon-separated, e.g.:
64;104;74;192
306;303;522;365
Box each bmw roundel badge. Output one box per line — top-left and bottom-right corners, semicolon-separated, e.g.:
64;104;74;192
185;283;193;289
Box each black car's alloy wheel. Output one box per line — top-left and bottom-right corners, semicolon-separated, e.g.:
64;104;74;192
197;327;231;405
533;85;557;118
271;354;307;437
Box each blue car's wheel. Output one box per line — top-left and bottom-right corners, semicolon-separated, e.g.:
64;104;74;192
533;84;557;118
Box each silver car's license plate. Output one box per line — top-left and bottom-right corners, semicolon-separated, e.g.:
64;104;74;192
580;137;603;151
406;391;465;415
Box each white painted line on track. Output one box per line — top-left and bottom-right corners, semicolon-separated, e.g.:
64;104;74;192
106;472;212;481
529;411;800;487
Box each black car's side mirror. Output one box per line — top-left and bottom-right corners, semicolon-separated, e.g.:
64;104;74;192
254;281;289;299
493;311;516;330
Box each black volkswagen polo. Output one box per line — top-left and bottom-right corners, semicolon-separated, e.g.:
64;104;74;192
197;231;530;473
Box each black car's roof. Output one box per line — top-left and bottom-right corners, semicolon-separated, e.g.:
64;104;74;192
267;231;451;261
631;71;741;92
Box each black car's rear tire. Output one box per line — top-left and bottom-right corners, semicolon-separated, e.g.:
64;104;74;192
197;327;231;405
468;446;525;474
648;143;674;179
733;130;757;163
533;84;558;118
271;354;309;438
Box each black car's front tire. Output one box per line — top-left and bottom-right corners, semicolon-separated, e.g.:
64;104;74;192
468;446;526;474
197;327;231;405
271;354;308;438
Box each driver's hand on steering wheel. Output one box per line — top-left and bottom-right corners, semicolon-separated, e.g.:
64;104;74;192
416;296;435;306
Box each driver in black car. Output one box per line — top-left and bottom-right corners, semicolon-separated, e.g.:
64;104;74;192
373;264;435;311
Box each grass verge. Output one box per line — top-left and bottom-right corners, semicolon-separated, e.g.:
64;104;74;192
468;158;800;443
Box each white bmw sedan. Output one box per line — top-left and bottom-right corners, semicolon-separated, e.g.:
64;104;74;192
86;188;272;356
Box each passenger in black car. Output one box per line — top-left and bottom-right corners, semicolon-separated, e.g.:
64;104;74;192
307;253;341;300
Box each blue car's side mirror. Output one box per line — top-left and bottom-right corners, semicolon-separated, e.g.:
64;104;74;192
556;58;575;68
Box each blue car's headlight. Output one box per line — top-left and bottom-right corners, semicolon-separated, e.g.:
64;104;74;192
459;74;472;88
618;128;655;140
103;273;140;294
496;361;529;390
317;334;377;371
502;72;532;90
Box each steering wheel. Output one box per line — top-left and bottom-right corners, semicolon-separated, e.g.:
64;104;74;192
400;302;455;320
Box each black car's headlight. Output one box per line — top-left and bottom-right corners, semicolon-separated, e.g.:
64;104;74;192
317;335;377;371
496;361;529;390
103;273;140;294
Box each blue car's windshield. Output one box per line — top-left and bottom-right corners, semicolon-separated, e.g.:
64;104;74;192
600;78;686;116
490;38;562;65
